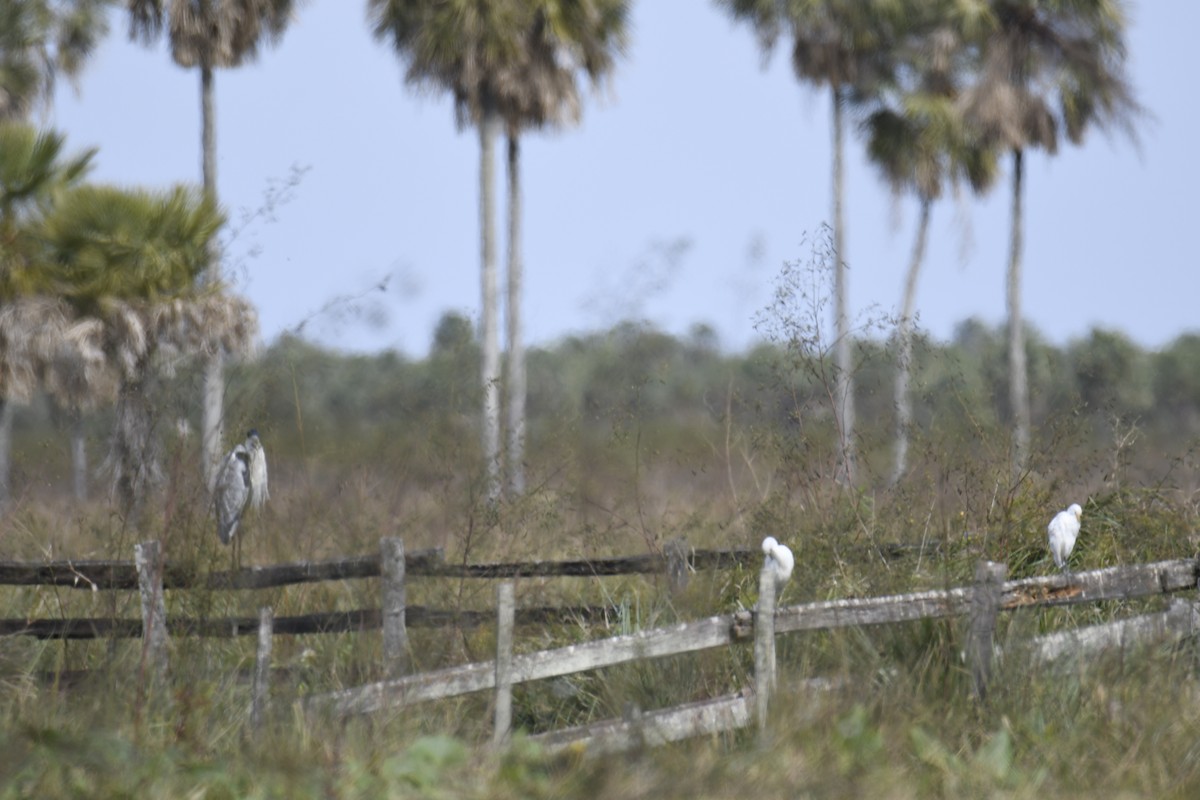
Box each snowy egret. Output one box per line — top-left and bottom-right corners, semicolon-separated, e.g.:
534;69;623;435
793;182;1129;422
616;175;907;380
214;430;268;566
1047;503;1083;574
761;536;794;594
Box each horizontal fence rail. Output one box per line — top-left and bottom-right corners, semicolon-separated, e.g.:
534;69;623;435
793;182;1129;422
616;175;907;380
0;547;758;591
0;604;617;640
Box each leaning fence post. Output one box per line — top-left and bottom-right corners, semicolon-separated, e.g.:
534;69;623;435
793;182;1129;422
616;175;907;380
493;581;516;748
381;537;408;677
134;540;168;683
967;560;1007;702
250;606;274;730
754;561;777;733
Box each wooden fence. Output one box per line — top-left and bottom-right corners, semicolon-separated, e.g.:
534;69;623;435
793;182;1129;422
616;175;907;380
0;538;757;653
302;557;1200;754
4;541;1199;754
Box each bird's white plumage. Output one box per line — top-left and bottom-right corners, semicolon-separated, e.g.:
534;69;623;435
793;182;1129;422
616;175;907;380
214;430;268;545
247;433;269;510
761;535;794;587
1047;503;1083;571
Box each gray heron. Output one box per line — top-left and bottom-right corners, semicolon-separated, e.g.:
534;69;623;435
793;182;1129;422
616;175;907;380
1048;503;1083;574
214;429;268;567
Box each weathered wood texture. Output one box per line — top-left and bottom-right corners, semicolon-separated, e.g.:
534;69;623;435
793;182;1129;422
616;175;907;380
250;607;273;730
530;690;754;757
0;548;446;590
0;604;619;640
1023;598;1200;664
1000;559;1200;608
380;537;408;676
967;561;1007;701
134;540;168;682
309;612;742;717
306;559;1200;719
493;582;515;748
0;548;756;590
754;563;777;731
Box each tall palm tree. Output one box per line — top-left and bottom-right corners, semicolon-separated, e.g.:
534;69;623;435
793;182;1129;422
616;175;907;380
39;183;257;526
716;0;901;486
959;0;1141;470
864;16;999;485
127;0;298;487
497;0;628;496
370;0;530;503
0;122;93;507
0;0;111;121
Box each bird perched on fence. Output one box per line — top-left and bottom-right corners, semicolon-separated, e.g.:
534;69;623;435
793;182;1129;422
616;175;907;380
214;429;269;567
1048;503;1083;574
761;536;794;597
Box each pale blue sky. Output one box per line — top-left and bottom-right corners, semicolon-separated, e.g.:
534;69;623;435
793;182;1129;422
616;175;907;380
50;2;1198;357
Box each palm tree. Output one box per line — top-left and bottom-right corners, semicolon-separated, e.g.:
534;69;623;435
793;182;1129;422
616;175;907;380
126;0;298;487
959;0;1141;470
369;0;530;502
716;0;901;486
0;122;93;507
863;16;999;485
39;183;258;526
497;0;628;496
0;0;111;121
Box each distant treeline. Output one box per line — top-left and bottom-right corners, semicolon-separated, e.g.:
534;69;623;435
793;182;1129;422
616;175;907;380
11;312;1200;489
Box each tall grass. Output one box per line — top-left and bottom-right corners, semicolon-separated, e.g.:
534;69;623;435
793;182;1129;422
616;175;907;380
3;322;1200;796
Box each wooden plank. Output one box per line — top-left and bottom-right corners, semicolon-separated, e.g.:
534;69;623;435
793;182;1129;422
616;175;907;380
967;561;1007;701
0;547;756;589
0;548;445;590
530;690;754;757
0;617;143;639
0;604;619;641
1000;559;1200;609
380;537;408;676
1024;599;1200;663
421;548;756;579
250;607;273;730
134;541;168;682
493;582;515;748
773;586;974;633
309;612;742;717
754;563;776;732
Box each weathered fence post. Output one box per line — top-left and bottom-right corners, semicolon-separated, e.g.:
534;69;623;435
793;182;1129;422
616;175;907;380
381;537;408;677
967;560;1007;701
134;540;168;683
250;606;274;731
754;561;777;733
493;581;515;748
665;538;690;594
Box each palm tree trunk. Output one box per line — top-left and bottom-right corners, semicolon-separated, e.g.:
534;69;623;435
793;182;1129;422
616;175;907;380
113;371;160;530
831;85;856;486
71;409;87;502
479;105;502;503
891;197;932;487
505;133;526;497
200;62;225;488
1007;148;1030;471
0;399;11;509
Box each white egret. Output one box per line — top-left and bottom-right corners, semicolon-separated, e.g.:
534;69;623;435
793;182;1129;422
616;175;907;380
1047;503;1083;574
761;536;794;596
214;429;268;566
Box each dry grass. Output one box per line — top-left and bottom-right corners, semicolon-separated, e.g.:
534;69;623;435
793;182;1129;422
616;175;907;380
2;400;1200;798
